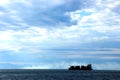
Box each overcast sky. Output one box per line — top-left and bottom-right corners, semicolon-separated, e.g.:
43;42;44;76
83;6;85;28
0;0;120;70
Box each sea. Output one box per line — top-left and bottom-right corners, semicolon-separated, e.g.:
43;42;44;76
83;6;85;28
0;69;120;80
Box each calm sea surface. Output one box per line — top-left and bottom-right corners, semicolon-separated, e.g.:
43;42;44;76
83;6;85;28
0;69;120;80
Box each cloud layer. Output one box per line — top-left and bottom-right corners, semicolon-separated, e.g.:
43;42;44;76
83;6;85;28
0;0;120;69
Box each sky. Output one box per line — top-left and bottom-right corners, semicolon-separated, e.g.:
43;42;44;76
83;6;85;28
0;0;120;70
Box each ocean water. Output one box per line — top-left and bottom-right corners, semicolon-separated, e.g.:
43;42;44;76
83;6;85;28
0;69;120;80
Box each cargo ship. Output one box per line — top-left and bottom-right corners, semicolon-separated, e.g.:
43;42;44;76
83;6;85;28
68;64;92;70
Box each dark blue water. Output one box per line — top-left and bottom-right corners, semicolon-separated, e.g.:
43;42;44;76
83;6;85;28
0;69;120;80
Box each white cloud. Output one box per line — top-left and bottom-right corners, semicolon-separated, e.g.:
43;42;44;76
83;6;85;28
66;9;95;22
0;22;119;52
63;0;120;43
0;42;20;52
22;62;85;69
90;25;120;33
0;0;119;44
0;0;31;7
14;27;48;43
101;56;120;60
0;0;66;9
0;0;10;6
94;63;120;70
67;0;119;26
0;11;4;16
0;30;18;51
0;31;13;40
22;62;120;70
95;0;120;9
23;65;51;69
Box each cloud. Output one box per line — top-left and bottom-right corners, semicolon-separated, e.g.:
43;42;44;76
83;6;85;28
0;61;119;70
94;63;120;70
22;62;85;69
0;23;119;53
0;0;70;27
0;0;10;6
0;0;95;28
22;62;120;70
22;64;51;69
0;0;120;69
64;0;120;44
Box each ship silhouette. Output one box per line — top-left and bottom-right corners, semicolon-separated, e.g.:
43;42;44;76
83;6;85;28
68;64;92;70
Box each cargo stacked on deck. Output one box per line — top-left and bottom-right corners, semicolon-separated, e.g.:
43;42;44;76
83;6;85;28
69;64;92;70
